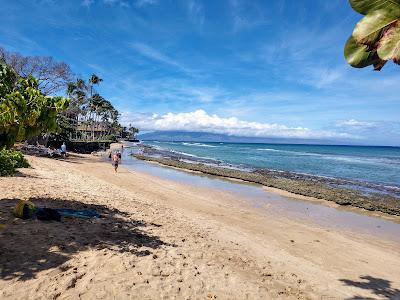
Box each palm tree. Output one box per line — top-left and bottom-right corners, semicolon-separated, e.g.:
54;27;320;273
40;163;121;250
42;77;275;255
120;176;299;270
88;93;104;139
64;79;89;139
88;74;102;97
128;124;139;139
60;74;129;142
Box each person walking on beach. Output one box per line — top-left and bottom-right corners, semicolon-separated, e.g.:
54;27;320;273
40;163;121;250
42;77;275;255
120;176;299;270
60;142;67;158
112;152;120;172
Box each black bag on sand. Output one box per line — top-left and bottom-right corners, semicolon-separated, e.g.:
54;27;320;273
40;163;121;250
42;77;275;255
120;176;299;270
35;208;61;221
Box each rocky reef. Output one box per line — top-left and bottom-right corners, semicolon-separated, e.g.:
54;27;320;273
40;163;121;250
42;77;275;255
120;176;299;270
134;154;400;216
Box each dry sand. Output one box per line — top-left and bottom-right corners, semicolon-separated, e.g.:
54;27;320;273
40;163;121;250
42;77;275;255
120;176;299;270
0;154;399;299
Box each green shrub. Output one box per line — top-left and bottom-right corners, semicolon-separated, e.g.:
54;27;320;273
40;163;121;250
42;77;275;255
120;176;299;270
103;134;117;142
0;152;14;176
0;150;30;176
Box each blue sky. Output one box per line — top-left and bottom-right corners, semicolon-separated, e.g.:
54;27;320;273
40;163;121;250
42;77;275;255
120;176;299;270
1;0;399;145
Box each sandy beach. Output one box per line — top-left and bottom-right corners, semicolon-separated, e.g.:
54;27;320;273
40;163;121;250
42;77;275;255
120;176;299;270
1;154;400;299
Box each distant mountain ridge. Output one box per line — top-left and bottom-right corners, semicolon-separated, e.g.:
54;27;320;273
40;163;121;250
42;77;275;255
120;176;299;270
138;131;356;145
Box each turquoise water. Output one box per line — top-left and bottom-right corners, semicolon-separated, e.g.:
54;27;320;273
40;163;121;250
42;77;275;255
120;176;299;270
143;141;400;188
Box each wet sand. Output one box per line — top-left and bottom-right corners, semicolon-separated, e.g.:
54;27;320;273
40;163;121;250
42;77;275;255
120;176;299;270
134;153;400;216
122;154;400;243
1;153;400;299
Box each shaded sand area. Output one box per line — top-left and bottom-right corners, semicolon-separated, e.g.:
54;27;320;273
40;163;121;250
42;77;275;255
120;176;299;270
1;154;400;299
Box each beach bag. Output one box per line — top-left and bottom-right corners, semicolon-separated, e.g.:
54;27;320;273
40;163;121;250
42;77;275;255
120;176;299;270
35;208;61;221
14;200;36;219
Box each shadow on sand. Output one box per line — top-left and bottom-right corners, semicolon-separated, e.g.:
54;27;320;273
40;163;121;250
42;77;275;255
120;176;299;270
339;275;400;299
0;197;172;281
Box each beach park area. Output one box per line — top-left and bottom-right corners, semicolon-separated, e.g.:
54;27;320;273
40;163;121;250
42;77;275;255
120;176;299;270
1;148;399;299
2;1;400;299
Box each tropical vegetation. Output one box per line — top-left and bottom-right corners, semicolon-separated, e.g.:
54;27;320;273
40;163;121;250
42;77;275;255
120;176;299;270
0;149;30;176
0;60;69;149
128;125;139;139
61;74;131;142
344;0;400;70
0;47;73;95
1;46;139;150
0;47;140;177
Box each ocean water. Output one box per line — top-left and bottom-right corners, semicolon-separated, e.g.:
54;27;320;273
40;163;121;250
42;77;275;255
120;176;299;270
142;141;400;188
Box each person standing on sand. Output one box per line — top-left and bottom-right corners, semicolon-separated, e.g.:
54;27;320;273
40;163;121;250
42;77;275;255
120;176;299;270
112;152;120;172
117;150;122;162
61;142;67;158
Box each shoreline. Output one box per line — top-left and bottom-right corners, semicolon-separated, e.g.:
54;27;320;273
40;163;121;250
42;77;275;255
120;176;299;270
122;153;400;230
1;154;400;298
138;142;400;196
111;148;400;236
133;153;400;217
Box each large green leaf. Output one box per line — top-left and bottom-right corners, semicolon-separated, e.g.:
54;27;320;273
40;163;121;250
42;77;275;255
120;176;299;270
350;0;400;15
377;21;400;62
353;8;400;45
0;66;70;149
344;36;379;67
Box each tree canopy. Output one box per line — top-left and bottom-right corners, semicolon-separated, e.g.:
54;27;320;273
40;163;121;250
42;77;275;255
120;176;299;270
0;61;69;149
0;47;73;94
1;45;139;146
60;74;122;141
128;125;139;138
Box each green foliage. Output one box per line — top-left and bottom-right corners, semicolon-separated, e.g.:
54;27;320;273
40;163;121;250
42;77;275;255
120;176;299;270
344;36;381;68
64;75;122;141
0;47;73;95
103;134;118;142
350;0;400;15
89;74;102;86
378;21;400;60
129;126;139;136
5;149;30;168
127;126;139;139
0;152;14;176
0;61;69;149
48;114;77;142
345;0;400;70
0;149;30;176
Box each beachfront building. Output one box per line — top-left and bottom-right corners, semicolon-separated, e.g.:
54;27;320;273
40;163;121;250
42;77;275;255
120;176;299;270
76;122;109;140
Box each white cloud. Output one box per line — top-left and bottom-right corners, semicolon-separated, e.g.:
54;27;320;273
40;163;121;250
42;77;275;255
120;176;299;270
136;0;158;6
130;42;175;65
229;0;268;32
81;0;94;7
130;42;193;74
111;75;227;106
302;67;344;89
102;0;130;7
184;87;225;103
121;109;354;140
187;0;205;28
103;0;157;7
336;119;376;128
